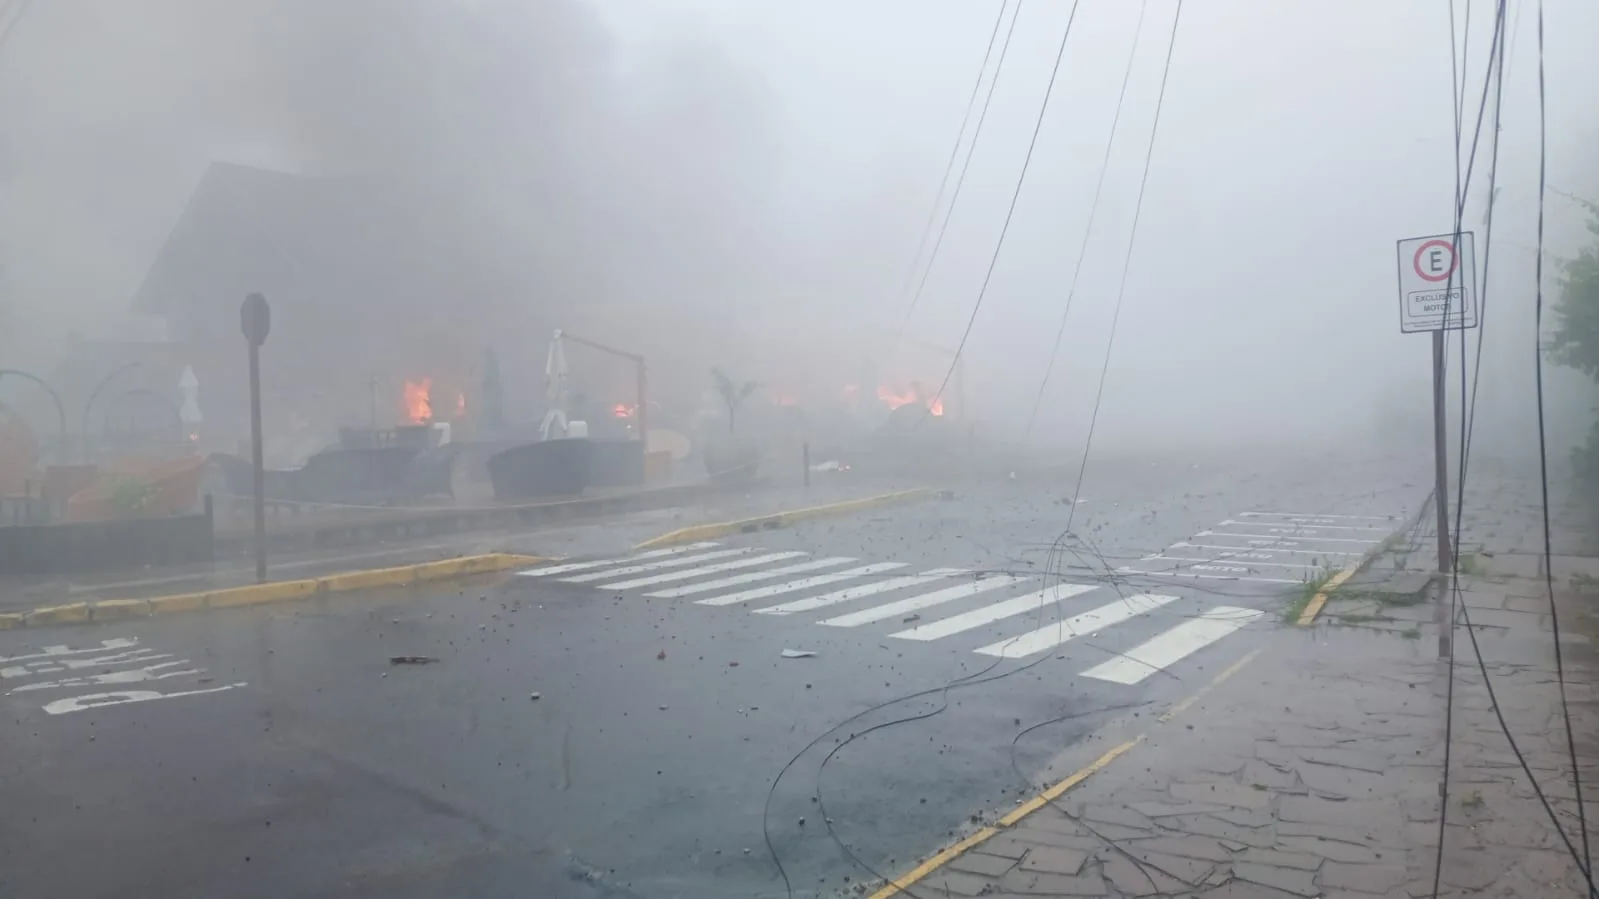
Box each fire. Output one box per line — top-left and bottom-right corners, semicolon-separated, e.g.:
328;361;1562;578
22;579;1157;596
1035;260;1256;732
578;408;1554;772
456;392;467;417
876;384;944;417
403;378;433;424
876;385;917;409
613;403;636;419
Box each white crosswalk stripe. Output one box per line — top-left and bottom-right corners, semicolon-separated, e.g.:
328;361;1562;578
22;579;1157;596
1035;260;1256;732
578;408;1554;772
1079;606;1263;684
971;593;1178;659
755;569;966;616
817;575;1032;628
558;548;756;583
515;542;1262;682
694;563;908;607
595;552;810;591
516;543;720;577
644;557;859;598
891;584;1099;642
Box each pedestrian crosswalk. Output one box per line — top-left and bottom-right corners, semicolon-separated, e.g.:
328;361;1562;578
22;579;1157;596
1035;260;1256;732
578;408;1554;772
515;543;1265;685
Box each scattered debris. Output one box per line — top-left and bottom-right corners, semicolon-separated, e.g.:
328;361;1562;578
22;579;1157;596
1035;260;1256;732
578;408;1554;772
389;656;438;665
728;661;740;667
657;649;667;660
780;649;817;659
901;614;921;624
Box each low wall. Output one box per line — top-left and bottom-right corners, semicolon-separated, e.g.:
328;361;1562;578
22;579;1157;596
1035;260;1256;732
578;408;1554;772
0;499;214;575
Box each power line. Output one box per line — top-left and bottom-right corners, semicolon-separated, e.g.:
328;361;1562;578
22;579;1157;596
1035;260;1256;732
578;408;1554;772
893;0;1026;343
1532;0;1594;881
1058;0;1183;538
890;0;1011;328
0;0;28;54
926;0;1084;413
1432;2;1599;895
1020;0;1151;445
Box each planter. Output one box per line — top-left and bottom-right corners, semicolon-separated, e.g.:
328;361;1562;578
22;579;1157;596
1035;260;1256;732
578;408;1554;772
487;438;594;500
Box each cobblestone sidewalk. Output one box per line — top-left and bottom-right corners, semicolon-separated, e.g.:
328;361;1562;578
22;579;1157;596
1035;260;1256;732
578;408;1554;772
893;463;1598;898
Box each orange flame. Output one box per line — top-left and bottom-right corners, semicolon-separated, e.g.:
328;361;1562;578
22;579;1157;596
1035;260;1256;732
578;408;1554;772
456;392;467;417
403;378;433;424
876;384;944;417
613;403;635;419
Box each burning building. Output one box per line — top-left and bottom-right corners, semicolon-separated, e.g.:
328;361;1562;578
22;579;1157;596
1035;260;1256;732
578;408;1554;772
128;163;506;450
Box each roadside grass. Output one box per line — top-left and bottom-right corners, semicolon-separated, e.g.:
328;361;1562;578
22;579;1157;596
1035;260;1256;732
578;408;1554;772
1282;562;1342;624
1332;586;1429;608
1457;551;1487;577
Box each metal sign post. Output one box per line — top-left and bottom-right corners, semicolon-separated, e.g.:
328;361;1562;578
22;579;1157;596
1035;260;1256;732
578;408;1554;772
240;292;271;584
1396;231;1477;660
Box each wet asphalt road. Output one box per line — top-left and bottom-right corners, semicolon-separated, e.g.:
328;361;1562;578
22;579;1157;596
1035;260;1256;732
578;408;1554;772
0;452;1428;899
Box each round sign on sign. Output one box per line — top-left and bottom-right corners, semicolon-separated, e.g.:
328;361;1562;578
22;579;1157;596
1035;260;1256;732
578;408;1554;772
1413;239;1458;283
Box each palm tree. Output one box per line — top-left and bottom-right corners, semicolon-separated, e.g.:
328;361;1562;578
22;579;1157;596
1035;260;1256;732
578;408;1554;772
711;367;758;433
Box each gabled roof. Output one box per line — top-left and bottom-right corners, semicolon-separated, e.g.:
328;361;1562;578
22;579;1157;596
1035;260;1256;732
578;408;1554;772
129;162;496;316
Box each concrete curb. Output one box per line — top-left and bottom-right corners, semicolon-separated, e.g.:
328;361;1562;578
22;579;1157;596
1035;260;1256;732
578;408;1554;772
209;479;760;559
631;487;940;551
0;553;543;632
1296;496;1433;627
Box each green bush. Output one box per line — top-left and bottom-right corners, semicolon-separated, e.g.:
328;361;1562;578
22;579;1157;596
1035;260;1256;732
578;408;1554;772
105;475;161;517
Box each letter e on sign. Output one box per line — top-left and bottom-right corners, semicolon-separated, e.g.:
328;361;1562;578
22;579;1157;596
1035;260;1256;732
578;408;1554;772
1413;239;1457;282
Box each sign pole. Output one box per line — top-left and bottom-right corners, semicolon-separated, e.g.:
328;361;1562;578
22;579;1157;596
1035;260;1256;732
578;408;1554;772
240;292;272;585
1431;329;1453;660
248;341;267;584
1397;230;1474;662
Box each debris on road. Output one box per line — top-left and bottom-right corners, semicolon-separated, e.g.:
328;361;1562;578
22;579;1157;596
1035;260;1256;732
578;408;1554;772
389;656;438;665
901;614;921;623
780;649;817;659
657;649;667;660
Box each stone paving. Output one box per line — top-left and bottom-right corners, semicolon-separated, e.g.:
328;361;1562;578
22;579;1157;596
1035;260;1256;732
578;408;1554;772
899;463;1599;898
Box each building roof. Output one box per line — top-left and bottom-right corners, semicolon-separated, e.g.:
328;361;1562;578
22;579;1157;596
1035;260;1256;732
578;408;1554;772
129;162;497;317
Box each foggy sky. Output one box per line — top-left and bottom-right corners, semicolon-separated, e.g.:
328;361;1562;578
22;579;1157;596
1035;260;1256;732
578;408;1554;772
0;0;1596;459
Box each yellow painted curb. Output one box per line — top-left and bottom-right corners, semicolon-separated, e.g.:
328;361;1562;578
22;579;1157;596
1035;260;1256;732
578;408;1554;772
866;647;1266;899
867;740;1143;899
91;598;153;622
26;602;90;627
208;579;321;609
634;488;939;551
5;554;544;631
148;591;208;615
1295;565;1357;627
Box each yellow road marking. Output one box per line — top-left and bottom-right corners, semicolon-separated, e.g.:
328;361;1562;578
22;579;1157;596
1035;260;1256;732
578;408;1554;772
633;488;938;551
869;645;1265;898
1159;647;1262;723
1295;565;1357;626
8;554;545;630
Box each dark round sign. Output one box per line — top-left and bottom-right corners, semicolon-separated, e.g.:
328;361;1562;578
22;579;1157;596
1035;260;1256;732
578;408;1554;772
240;292;271;346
